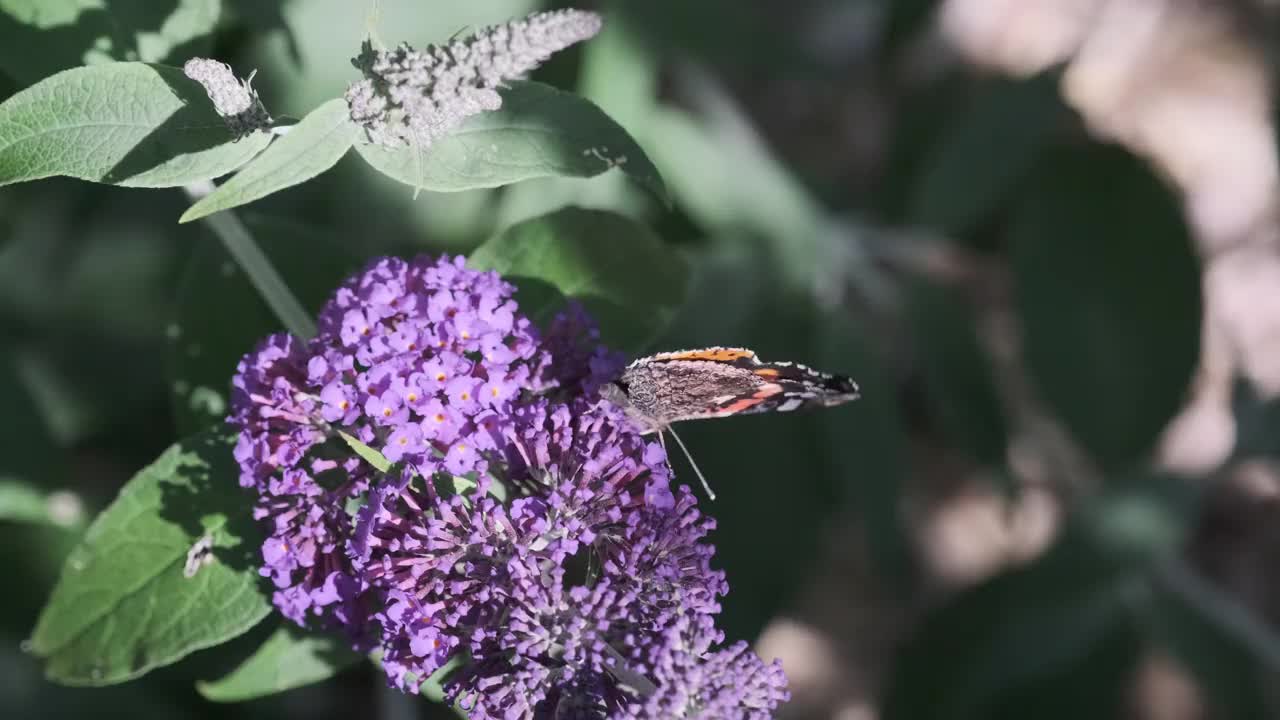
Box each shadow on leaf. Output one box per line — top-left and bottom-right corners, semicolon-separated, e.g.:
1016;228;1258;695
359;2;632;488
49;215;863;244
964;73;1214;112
0;0;203;86
102;65;242;185
153;428;262;576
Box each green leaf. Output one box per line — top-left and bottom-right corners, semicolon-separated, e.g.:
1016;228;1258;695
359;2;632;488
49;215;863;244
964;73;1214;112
0;62;269;188
196;623;361;702
468;206;688;352
1011;145;1201;472
355;82;666;202
166;216;360;435
180;99;359;222
28;429;270;686
338;431;391;474
904;277;1009;467
909;71;1063;236
0;0;221;86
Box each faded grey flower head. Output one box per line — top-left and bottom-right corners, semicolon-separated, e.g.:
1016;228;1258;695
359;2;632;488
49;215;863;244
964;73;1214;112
345;9;603;148
182;58;272;139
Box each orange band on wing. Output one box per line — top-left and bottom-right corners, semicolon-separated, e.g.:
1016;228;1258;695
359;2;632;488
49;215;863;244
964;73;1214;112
753;368;780;377
657;348;757;362
717;397;765;414
715;383;782;414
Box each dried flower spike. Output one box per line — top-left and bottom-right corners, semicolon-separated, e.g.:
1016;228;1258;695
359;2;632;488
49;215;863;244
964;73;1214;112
345;9;603;148
182;58;272;139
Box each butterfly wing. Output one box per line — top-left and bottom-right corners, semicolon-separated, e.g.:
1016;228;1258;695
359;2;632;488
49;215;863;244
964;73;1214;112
712;361;860;416
616;349;860;428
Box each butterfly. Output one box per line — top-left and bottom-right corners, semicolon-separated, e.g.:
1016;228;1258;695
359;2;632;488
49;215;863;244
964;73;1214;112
601;347;860;498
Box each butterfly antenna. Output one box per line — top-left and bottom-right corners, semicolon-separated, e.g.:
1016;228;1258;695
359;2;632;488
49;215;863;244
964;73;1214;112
666;427;716;501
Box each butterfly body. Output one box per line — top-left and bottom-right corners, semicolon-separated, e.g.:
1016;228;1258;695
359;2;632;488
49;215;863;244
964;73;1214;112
603;347;860;435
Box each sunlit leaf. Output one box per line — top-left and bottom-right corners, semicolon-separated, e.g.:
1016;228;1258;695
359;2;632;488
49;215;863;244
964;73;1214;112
355;82;665;202
180;99;358;222
0;62;269;188
29;429;269;686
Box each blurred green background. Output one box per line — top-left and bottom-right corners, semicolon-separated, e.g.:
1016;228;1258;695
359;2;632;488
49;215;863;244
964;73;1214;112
4;0;1280;718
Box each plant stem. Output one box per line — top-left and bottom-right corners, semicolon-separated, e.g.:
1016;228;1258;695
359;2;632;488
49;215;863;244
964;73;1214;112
1155;558;1280;670
182;180;317;340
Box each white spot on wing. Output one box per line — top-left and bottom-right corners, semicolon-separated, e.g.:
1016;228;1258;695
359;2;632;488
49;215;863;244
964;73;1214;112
777;397;806;412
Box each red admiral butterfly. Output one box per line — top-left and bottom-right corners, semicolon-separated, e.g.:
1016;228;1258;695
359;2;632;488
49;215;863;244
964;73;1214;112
602;347;860;498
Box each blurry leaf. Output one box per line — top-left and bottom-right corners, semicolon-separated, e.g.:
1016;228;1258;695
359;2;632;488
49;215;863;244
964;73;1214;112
0;184;187;444
905;277;1009;466
0;348;63;483
355;82;666;203
493;8;663;224
1145;564;1276;719
880;0;940;58
874;72;967;226
240;0;538;115
1080;474;1196;562
0;0;221;86
468;206;688;352
12;336;169;447
0;63;269;187
29;429;270;686
0;480;50;522
816;308;915;587
578;8;658;138
1011;145;1200;472
0;182;186;342
167;216;360;435
1227;378;1280;459
0;481;83;527
180;99;358;222
910;72;1064;236
610;0;779;70
883;474;1192;720
197;623;361;702
222;0;296;62
645;105;826;291
0;641;188;720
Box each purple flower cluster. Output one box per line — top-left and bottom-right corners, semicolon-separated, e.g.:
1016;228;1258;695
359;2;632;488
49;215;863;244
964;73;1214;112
229;255;789;717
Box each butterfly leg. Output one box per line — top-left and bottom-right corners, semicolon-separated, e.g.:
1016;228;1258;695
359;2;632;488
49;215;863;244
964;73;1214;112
665;426;716;501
